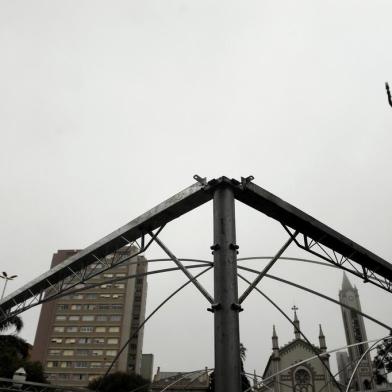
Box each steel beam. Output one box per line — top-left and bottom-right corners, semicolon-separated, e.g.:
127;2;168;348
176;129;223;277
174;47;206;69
212;185;242;392
0;181;212;313
232;178;392;290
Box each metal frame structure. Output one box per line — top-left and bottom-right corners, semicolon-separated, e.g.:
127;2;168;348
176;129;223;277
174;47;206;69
1;175;392;392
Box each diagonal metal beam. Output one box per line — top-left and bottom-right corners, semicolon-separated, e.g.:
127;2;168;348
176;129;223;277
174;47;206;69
238;232;298;303
0;180;212;313
233;178;392;288
150;233;214;304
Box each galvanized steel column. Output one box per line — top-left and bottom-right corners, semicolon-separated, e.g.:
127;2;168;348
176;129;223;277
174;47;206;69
213;185;242;392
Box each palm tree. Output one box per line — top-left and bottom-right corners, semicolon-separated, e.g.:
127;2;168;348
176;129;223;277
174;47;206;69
0;315;24;333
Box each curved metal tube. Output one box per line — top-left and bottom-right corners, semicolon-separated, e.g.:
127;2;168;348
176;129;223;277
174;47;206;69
237;273;343;392
237;265;392;331
345;336;392;392
100;265;213;382
244;337;389;392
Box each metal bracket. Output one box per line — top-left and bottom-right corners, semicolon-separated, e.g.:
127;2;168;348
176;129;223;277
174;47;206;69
241;175;255;188
207;303;222;313
229;243;239;250
193;174;207;186
210;244;220;251
231;303;243;312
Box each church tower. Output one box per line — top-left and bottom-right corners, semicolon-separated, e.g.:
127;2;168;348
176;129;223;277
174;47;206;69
339;273;374;391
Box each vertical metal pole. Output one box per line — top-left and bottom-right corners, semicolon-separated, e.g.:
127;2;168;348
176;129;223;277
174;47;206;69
213;186;242;392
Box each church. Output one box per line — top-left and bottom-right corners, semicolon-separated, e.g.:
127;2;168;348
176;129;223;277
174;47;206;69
256;308;338;392
257;273;377;392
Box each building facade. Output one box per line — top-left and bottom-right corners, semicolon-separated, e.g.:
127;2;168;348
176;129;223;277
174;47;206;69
257;310;338;392
336;273;374;391
31;246;147;387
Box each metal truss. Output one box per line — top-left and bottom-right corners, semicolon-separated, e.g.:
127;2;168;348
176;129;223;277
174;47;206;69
0;377;90;392
282;224;392;293
0;227;165;322
1;175;392;392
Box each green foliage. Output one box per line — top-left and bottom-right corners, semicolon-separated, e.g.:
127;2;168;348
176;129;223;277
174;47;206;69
208;343;251;392
373;333;392;385
0;315;47;384
0;315;24;333
87;371;149;392
25;361;47;384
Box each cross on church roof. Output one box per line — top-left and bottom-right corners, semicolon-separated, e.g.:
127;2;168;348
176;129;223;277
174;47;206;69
291;305;298;312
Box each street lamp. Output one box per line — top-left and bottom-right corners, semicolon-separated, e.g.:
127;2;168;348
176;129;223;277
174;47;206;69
0;271;18;300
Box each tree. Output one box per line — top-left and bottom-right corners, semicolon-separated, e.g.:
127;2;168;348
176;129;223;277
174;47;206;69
208;343;251;392
88;371;149;392
373;333;392;385
0;315;47;383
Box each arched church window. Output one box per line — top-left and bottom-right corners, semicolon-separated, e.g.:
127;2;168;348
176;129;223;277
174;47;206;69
294;368;313;392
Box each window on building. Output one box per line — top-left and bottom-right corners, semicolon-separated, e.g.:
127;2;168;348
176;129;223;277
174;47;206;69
107;338;119;345
112;294;123;299
57;304;69;310
63;350;74;356
71;304;82;311
82;315;94;321
55;316;67;321
100;294;111;298
54;327;65;333
95;327;106;333
72;294;83;300
112;304;123;310
48;349;61;356
51;338;62;344
110;315;121;321
93;338;105;344
65;338;76;344
90;362;102;368
60;361;73;368
74;362;88;368
69;316;80;321
66;326;78;333
97;315;108;321
108;327;120;333
86;293;97;299
106;350;117;356
78;338;91;344
104;273;113;278
116;273;126;278
85;304;96;310
92;350;103;356
114;283;125;289
76;350;89;356
80;326;94;333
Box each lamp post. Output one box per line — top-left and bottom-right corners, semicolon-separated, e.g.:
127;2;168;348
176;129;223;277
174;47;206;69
0;271;18;300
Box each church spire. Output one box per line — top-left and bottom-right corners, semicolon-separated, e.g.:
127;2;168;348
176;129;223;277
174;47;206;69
272;325;280;358
319;324;327;351
342;272;354;291
292;305;301;339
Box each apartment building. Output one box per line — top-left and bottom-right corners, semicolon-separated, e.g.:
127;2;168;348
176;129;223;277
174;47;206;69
31;246;147;387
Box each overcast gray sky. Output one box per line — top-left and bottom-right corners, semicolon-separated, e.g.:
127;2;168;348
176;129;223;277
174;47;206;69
1;0;392;378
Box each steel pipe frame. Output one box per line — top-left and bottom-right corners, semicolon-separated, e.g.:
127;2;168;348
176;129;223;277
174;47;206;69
2;176;392;318
1;176;392;392
212;185;242;392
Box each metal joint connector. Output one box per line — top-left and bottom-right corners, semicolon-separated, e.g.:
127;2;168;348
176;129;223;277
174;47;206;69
193;174;207;186
231;303;243;312
229;243;239;250
207;303;222;313
210;244;220;251
240;175;255;188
